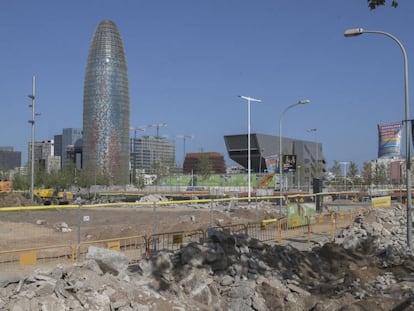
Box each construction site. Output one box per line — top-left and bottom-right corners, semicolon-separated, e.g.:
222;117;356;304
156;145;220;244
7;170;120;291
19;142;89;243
0;189;413;310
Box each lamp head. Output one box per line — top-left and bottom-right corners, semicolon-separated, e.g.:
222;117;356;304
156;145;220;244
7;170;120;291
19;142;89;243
307;128;317;132
344;28;364;37
298;99;310;105
239;95;262;103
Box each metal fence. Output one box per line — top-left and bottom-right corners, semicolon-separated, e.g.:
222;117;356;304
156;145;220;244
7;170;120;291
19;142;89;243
0;193;370;271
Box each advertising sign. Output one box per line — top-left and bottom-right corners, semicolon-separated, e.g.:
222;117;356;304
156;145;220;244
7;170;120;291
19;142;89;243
283;154;296;172
378;122;402;158
264;154;279;173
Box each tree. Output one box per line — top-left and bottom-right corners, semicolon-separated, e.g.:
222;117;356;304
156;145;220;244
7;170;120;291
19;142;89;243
197;154;212;180
11;172;29;190
362;162;372;185
368;0;398;10
329;160;342;177
373;163;388;185
348;162;359;179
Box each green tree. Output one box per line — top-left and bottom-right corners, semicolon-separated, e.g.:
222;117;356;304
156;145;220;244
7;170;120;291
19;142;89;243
197;153;212;180
348;162;359;179
330;160;342;177
11;173;29;190
362;162;372;185
373;163;388;185
368;0;398;10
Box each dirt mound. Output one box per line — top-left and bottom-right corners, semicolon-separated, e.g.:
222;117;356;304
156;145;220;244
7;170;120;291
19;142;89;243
0;193;35;207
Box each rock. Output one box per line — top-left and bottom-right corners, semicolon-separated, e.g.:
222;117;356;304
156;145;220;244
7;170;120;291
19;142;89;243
86;246;130;275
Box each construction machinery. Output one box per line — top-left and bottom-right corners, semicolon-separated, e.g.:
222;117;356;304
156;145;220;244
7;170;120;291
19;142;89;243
0;180;12;193
257;173;275;188
33;188;74;205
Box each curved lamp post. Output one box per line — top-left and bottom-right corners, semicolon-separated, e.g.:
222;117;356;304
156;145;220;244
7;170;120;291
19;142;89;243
344;28;412;250
279;99;310;210
239;95;262;204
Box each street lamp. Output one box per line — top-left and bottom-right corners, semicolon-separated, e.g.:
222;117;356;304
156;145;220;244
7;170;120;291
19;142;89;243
307;128;318;178
344;27;412;250
339;161;349;196
239;95;262;204
279;99;310;210
177;134;194;169
28;76;40;201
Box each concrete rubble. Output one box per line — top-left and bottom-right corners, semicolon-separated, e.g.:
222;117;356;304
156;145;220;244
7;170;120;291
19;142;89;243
0;205;413;310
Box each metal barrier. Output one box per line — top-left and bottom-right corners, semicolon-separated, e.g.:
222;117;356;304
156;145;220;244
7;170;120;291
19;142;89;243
147;229;205;253
0;244;73;272
247;220;278;242
209;223;248;235
76;235;147;264
0;195;371;271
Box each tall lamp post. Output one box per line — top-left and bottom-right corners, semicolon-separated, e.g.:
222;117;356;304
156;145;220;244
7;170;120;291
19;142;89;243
28;75;39;201
339;161;349;195
177;134;194;169
279;99;310;210
344;27;412;250
239;95;262;204
307;128;318;178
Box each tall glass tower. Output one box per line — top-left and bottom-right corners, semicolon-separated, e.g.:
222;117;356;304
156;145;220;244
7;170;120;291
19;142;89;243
83;20;130;185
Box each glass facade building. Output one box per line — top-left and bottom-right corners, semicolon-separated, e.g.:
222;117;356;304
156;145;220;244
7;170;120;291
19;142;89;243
130;136;176;175
62;128;83;168
82;20;130;185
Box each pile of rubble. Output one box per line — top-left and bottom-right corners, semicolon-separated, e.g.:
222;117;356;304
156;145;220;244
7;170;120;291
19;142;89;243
1;206;413;310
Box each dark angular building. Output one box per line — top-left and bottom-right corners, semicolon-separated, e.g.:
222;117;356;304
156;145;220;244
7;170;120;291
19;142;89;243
224;133;326;187
82;20;130;185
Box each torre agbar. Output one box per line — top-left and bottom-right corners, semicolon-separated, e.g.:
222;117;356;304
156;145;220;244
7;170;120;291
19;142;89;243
82;20;130;185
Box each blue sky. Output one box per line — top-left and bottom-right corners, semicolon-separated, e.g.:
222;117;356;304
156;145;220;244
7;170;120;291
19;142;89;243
1;0;413;171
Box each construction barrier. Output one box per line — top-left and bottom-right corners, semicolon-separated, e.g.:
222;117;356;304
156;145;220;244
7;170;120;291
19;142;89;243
0;244;73;272
147;229;205;253
75;235;147;264
0;194;371;271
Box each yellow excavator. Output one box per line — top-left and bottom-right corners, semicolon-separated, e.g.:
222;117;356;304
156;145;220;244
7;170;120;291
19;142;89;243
33;188;74;205
257;173;275;188
0;180;12;193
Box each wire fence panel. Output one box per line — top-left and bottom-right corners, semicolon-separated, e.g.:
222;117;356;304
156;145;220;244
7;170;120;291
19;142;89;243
0;194;370;272
147;229;206;254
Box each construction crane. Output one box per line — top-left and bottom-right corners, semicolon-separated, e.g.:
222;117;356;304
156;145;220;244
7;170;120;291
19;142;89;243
146;123;167;137
177;134;194;158
130;126;146;139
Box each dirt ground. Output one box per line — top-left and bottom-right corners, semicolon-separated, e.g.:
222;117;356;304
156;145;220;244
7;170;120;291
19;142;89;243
0;193;274;250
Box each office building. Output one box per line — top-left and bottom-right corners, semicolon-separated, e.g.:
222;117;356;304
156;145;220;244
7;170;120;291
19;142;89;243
130;136;175;175
62;128;83;168
0;147;21;171
82;20;130;185
28;140;60;173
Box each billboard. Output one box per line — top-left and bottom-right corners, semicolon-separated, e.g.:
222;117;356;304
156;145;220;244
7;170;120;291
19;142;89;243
283;154;296;172
378;122;402;158
264;154;279;173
